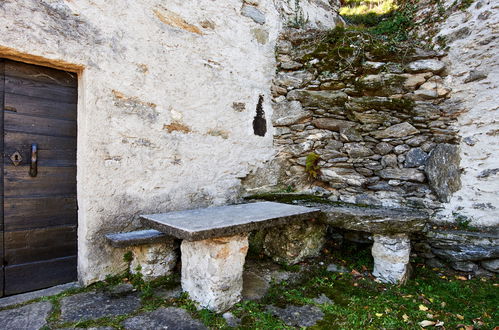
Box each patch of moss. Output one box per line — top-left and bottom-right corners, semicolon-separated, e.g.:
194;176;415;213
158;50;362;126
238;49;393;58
244;192;378;209
454;0;474;10
245;192;332;204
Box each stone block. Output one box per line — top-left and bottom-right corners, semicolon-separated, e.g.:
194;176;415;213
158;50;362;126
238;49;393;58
181;234;249;312
407;59;445;73
378;168;426;182
312;118;356;131
375;142;394;155
321;168;367;187
405;148;428;167
427;230;499;262
344;143;374;158
263;220;327;265
425;144;461;202
272;100;310;126
401;73;432;90
130;242;178;281
276;71;314;89
481;259;499;273
372;122;420;139
450;261;478;272
287;90;348;107
372;234;411;284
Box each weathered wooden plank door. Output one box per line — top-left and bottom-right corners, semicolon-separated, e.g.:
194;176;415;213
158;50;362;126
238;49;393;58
0;59;78;296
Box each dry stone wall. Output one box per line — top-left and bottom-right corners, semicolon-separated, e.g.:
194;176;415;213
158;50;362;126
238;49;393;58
271;31;458;212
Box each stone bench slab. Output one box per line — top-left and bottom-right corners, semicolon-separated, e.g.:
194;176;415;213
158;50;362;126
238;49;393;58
317;204;428;234
140;202;321;241
105;229;172;248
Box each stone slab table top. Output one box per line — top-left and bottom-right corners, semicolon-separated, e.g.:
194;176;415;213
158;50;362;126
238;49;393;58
140;202;321;241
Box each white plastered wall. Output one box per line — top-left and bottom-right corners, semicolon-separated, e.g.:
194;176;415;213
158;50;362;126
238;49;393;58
434;0;499;228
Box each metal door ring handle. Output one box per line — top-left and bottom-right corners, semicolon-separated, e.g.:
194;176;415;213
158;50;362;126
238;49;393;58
29;144;38;177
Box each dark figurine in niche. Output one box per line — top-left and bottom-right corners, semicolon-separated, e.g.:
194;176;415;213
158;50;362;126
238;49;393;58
253;94;266;136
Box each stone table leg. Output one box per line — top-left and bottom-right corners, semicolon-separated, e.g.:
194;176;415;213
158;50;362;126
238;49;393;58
372;234;411;284
181;233;249;312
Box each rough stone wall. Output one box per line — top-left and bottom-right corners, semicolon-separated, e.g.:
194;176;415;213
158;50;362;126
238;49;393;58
253;0;499;231
430;0;499;228
268;31;456;211
0;0;339;284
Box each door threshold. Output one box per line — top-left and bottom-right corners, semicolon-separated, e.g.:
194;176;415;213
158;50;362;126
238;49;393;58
0;282;80;309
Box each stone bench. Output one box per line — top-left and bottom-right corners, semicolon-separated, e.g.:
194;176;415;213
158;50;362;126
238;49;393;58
247;194;429;284
105;229;178;282
139;201;320;312
308;202;428;284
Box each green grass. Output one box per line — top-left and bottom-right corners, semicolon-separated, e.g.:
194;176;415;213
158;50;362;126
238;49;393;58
230;261;498;329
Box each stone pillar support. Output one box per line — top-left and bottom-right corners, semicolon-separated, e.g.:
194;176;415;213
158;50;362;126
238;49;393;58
180;233;249;312
372;234;411;284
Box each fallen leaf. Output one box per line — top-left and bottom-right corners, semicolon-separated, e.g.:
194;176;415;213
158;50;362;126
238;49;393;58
375;313;383;317
441;302;447;308
472;318;484;326
351;269;361;276
456;314;464;320
419;305;429;311
402;314;409;322
419;320;436;327
427;313;434;319
455;275;467;281
435;321;445;327
464;326;474;330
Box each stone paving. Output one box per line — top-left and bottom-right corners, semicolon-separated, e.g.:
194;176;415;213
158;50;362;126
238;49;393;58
0;258;336;329
0;301;52;329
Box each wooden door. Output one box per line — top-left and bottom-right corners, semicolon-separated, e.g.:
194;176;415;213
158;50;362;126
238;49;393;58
0;59;78;296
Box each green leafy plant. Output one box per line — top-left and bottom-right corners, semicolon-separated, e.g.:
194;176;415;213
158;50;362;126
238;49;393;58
453;212;473;230
123;251;133;263
305;152;321;179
